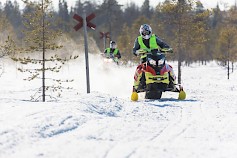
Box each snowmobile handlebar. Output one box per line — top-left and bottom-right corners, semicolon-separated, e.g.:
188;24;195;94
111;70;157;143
101;53;119;59
136;48;173;56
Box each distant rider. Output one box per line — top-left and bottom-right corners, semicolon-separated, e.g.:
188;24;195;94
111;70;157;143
132;24;176;91
104;41;121;62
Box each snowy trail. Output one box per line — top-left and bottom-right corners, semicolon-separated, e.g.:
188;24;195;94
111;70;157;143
1;56;237;158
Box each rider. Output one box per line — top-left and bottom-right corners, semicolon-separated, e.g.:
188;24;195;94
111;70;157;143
104;41;121;61
132;24;176;91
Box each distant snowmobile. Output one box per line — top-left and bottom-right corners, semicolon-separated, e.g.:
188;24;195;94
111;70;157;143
131;49;186;101
101;53;120;65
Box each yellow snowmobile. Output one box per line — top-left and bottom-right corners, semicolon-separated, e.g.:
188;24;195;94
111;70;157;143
131;49;186;101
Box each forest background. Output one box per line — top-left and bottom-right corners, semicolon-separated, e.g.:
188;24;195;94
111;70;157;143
0;0;237;65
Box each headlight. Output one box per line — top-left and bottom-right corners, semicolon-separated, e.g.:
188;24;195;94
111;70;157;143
104;58;113;63
148;58;156;65
158;58;165;66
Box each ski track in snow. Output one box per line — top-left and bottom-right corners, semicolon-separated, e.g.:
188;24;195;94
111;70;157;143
1;56;237;158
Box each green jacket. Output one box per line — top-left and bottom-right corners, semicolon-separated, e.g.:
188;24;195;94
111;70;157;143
104;48;121;59
105;48;119;56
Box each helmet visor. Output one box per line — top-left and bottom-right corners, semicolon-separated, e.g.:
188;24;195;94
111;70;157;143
142;30;151;36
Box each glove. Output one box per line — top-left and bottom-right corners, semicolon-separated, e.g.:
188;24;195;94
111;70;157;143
161;48;173;53
114;54;120;58
136;49;147;55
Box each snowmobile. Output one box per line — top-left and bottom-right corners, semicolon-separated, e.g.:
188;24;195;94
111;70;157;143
131;49;186;101
101;53;120;65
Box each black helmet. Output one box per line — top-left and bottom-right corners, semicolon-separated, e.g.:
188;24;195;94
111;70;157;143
110;41;117;49
139;24;152;39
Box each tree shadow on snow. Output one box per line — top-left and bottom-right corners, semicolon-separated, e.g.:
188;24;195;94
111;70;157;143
147;103;173;108
143;98;198;108
159;98;198;102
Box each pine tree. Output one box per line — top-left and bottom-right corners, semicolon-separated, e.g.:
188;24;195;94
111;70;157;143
11;0;78;102
141;0;152;18
216;7;237;79
3;0;23;38
117;24;134;64
160;0;202;83
0;9;16;58
0;11;16;77
212;3;222;28
98;0;123;40
0;36;16;59
58;0;70;32
191;1;211;63
123;2;140;26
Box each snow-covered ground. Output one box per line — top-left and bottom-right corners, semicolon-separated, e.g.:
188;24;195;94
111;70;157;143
0;54;237;158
